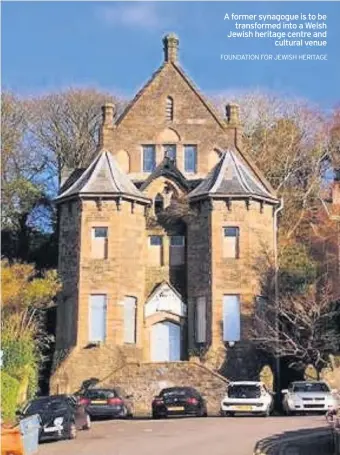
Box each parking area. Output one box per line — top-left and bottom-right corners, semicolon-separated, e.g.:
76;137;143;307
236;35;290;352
38;415;328;455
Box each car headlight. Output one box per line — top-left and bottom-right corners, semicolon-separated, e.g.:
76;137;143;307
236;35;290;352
53;417;64;426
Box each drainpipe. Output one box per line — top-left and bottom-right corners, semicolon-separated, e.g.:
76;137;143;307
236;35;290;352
273;198;284;397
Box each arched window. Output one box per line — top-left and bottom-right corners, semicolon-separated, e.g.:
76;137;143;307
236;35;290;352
166;97;174;121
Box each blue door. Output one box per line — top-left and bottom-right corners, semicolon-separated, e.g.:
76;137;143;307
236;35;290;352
89;295;107;342
151;321;180;361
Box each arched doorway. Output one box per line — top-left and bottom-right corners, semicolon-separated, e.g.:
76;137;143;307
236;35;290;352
151;321;181;362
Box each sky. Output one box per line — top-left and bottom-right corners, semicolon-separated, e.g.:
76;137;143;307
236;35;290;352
2;1;340;110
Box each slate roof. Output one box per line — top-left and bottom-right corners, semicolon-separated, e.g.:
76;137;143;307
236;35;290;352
189;150;278;203
55;150;150;204
140;157;190;192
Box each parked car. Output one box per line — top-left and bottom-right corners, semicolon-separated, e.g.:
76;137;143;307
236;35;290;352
282;381;338;415
220;381;274;417
79;388;133;419
18;394;90;442
151;387;207;419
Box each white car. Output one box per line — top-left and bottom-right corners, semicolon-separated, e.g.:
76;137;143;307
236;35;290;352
282;381;338;415
220;381;274;417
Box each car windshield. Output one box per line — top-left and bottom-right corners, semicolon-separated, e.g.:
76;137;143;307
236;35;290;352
160;388;193;397
85;389;118;399
292;382;330;393
24;398;68;414
228;384;261;398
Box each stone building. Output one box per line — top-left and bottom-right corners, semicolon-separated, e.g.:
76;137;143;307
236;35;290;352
51;34;280;394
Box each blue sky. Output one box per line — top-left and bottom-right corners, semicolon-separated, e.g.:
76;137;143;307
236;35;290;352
2;1;340;109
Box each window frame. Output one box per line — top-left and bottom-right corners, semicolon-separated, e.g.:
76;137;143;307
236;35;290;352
184;145;197;174
195;296;207;344
166;96;174;121
163;144;177;162
142;145;156;173
170;235;185;247
89;294;107;343
222;294;241;343
222;226;240;259
149;235;162;246
123;296;137;344
91;227;109;259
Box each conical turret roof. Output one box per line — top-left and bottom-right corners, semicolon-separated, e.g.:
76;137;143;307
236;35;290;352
189;150;278;203
55;150;150;204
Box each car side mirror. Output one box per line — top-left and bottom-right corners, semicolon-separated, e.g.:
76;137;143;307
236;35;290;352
281;389;288;394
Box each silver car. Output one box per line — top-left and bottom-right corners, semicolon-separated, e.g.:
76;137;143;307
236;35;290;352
282;381;338;415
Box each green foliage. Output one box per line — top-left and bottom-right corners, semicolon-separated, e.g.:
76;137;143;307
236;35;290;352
1;371;20;421
279;243;317;294
2;334;39;401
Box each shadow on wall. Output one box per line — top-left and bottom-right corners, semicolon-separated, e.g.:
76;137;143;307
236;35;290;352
253;427;334;455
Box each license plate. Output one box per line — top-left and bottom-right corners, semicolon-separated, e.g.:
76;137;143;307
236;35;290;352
232;405;253;411
44;427;59;433
91;400;107;404
167;406;184;411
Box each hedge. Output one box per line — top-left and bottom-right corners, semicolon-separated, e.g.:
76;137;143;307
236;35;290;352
1;371;20;422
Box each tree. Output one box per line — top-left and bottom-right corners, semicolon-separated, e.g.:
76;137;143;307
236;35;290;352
214;91;331;239
253;281;340;375
28;88;124;189
1;260;61;403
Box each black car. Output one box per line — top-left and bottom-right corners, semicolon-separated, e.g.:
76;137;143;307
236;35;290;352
19;394;90;442
152;387;208;419
79;388;134;419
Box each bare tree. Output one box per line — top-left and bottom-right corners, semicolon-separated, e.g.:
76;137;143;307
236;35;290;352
27;88;124;190
252;281;340;374
214;91;331;239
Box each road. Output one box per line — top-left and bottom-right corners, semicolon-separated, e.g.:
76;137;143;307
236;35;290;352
38;415;328;455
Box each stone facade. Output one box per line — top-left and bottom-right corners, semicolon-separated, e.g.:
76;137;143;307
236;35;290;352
52;34;280;393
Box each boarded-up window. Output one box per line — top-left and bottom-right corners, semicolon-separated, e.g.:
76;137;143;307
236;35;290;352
89;295;107;342
170;236;185;266
123;296;137;344
148;236;163;266
223;227;239;258
91;227;108;259
223;295;241;342
195;296;206;343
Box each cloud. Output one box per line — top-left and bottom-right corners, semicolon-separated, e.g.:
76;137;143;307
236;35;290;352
97;3;167;30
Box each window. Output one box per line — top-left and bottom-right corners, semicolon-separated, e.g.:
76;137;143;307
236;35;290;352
195;296;206;343
163;144;176;162
123;296;137;344
91;227;108;259
223;227;239;258
223;295;240;342
89;295;107;342
166;97;174;121
148;236;163;265
184;145;197;173
154;194;164;215
143;145;156;172
150;235;162;246
170;236;185;266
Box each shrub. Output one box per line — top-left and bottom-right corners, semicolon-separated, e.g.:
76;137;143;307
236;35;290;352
1;371;20;422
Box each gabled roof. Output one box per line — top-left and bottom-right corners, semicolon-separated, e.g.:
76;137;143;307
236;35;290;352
140;157;190;192
189;150;278;203
55;150;150;204
114;60;226;129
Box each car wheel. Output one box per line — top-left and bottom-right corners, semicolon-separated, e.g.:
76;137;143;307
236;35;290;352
262;408;271;417
68;422;77;440
222;411;234;417
152;412;160;420
83;415;91;430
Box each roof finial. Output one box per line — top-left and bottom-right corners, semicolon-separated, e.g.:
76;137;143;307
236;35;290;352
163;33;179;63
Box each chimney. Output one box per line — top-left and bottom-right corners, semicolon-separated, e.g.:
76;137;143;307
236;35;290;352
102;102;115;126
226;103;240;125
333;169;340;206
163;33;179;63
